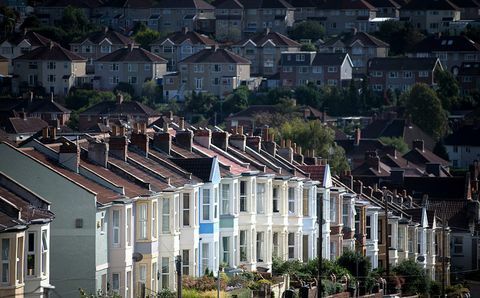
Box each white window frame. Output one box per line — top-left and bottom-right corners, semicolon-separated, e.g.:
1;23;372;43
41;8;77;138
113;210;120;247
202;189;211;221
288;187;295;214
162;198;170;234
138;204;147;240
152;201;157;238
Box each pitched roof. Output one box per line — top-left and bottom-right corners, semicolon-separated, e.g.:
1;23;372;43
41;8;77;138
368;57;440;71
73;28;134;45
450;0;480;8
401;0;459;10
170;157;215;182
96;47;167;62
444;125;480;146
213;0;243;8
319;0;376;10
367;0;401;8
402;148;449;167
312;53;350;66
27;99;71;114
234;30;301;47
411;35;480;53
5;117;48;134
153;29;216;46
298;165;326;182
180;48;251;64
80;100;159;116
214;0;292;8
6;31;52;47
322;31;389;48
14;42;86;61
154;0;214;9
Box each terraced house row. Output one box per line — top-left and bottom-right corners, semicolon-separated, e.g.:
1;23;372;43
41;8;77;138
0;114;458;297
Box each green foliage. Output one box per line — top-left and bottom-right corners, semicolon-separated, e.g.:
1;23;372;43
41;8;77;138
223;86;250;116
135;28;161;50
393;259;430;295
289;21;325;41
336;250;372;280
157;289;176;298
300;43;316;51
379;137;409;154
294;84;323;108
79;289;121;298
184;92;219;118
61;6;96;40
0;6;18;39
114;82;136;97
20;15;41;30
433;140;450;161
405;83;448;140
374;21;424;56
65;89;116;111
436;69;460;110
446;283;470;296
275;118;349;174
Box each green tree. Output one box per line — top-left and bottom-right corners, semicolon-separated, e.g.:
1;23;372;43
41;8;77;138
289;20;325;41
301;42;316;51
393;259;430;295
114;82;136;97
294;84;323;108
142;80;162;105
65;89;116;110
337;250;371;281
0;6;18;39
134;28;161;49
184;92;218;116
379;137;409;154
20;15;41;30
60;6;97;43
435;69;460;110
222;86;250;116
276;118;349;174
405;83;448;139
374;21;424;55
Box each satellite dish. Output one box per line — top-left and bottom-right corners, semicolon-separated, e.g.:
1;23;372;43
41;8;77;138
133;252;143;262
416;256;425;262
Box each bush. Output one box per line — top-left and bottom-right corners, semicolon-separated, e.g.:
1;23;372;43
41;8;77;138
393;259;430;295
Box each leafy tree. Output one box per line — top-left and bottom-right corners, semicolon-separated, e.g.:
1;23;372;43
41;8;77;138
222;86;250;116
184;92;218;116
405;83;448;139
379;137;409;154
114;82;136;97
337;250;371;281
294;84;323;108
20;15;41;30
433;140;449;161
374;21;424;55
435;69;460;110
0;6;18;39
59;6;97;43
276;118;350;174
134;28;161;50
289;20;325;41
464;24;480;42
142;80;162;105
301;42;316;51
393;259;430;295
65;89;116;110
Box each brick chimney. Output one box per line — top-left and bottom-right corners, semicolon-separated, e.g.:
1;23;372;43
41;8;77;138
304;149;317;165
212;131;229;151
353;180;363;196
153;123;171;155
194;128;212;149
88;140;109;168
130;122;149;156
413;139;424;152
390;169;405;185
176;129;194;151
278;139;293;163
109;125;128;161
261;127;276;157
229;126;246;151
59;142;80;173
293;145;304;164
246;135;261;152
365;151;380;172
354;128;361;146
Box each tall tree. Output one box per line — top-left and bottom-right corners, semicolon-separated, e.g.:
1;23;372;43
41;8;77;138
405;83;448;139
374;21;424;55
289;20;325;41
435;69;460;110
134;28;161;50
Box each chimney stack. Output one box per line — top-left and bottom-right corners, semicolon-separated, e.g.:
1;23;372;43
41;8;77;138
425;163;441;177
229;130;246;151
88;140;109;168
278;142;294;163
246;135;262;152
212;131;229;151
413;139;424;152
194;128;212;149
116;93;124;104
182;26;188;34
153;123;172;155
59;142;80;173
365;151;380;173
354;128;361;146
175;129;194;151
384;145;396;158
109;125;128;161
353;180;363;196
390;169;405;185
131;122;149;156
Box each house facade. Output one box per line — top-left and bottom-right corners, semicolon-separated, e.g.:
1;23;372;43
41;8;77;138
399;0;461;34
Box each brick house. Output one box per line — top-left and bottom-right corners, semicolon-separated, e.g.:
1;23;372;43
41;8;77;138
408;35;480;72
319;30;389;76
163;47;251;100
231;29;301;76
279;51;353;88
367;57;443;93
93;45;167;95
150;27;216;71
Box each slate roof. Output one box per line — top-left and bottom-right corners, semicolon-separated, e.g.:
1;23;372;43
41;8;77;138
298;165;326;182
154;0;214;9
180;48;251;64
170;157;215;182
80;101;159;116
14;43;87;61
401;0;459;10
73;28;134;45
5;117;48;134
214;0;292;9
411;35;480;53
403;148;449;167
96;47;167;62
319;0;376;10
154;29;216;46
368;57;440;71
235;31;301;47
27;99;71;114
361;119;436;151
5;31;52;47
322;31;389;48
191;143;249;176
444;125;480;146
312;53;350;66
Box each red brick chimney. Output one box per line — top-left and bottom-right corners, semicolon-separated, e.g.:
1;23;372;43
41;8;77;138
130;122;149;156
246;135;262;152
212;131;229;151
229;126;246;151
153;123;172;155
175;129;193;151
278;139;293;163
194;128;212;149
109;125;128;161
